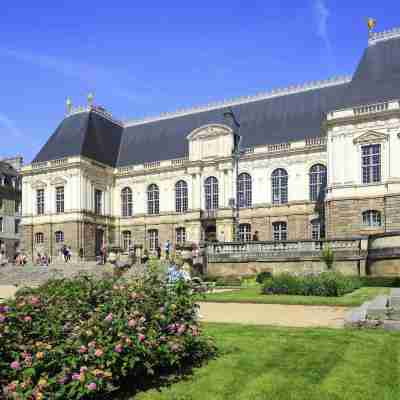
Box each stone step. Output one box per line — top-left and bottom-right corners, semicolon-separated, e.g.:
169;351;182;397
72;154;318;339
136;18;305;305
366;295;389;320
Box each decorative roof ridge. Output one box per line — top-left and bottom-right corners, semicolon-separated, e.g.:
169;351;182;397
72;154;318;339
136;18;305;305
123;75;351;127
368;26;400;46
66;105;124;127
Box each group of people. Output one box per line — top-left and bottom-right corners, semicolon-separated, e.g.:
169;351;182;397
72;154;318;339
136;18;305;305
61;245;72;262
35;252;51;266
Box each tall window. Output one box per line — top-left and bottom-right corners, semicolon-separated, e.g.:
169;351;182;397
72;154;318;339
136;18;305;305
273;222;287;241
14;219;20;235
15;200;21;214
36;189;44;215
0;217;3;232
147;184;159;215
238;173;252;208
238;223;251;242
309;164;327;202
176;227;186;245
122;231;132;250
311;219;321;240
95;189;103;215
175;181;188;213
362;144;381;184
205;176;218;210
271;169;288;205
148;229;159;251
121;187;133;217
55;231;64;243
362;210;382;227
56;186;64;214
35;232;44;244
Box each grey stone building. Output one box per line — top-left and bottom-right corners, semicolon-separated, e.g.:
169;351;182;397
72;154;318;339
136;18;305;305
0;157;23;261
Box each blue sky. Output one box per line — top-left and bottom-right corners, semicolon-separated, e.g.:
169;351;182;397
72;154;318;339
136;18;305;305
0;1;399;162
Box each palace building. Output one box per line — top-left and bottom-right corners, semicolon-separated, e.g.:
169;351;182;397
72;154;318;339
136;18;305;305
21;25;400;260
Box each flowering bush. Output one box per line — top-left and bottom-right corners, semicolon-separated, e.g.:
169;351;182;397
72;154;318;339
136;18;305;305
0;269;216;399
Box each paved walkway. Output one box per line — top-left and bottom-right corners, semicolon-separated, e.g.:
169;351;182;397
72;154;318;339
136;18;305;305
0;285;17;301
199;302;348;328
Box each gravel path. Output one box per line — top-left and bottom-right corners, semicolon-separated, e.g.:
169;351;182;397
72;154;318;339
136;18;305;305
199;302;348;328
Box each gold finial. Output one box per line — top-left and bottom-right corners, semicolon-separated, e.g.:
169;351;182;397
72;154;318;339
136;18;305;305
367;17;377;32
66;97;72;114
88;93;94;107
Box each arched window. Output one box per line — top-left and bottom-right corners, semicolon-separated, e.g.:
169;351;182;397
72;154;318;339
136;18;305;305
55;231;64;243
35;232;44;244
309;164;327;202
272;222;287;241
121;187;133;217
238;173;252;208
362;210;382;227
310;219;321;241
272;169;288;205
175;181;188;213
147;184;159;215
238;223;251;242
148;229;159;251
176;227;186;245
205;177;218;210
122;231;132;250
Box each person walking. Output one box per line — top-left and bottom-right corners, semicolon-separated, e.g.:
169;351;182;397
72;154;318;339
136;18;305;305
156;245;162;259
164;240;171;259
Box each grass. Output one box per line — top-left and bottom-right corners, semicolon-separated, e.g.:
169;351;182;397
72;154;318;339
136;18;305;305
201;286;390;307
134;323;400;400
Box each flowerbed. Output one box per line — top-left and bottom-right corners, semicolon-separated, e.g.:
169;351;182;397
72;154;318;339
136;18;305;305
0;270;216;399
262;272;362;297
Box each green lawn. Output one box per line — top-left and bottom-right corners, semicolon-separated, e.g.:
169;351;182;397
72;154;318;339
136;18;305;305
201;287;390;307
134;324;400;400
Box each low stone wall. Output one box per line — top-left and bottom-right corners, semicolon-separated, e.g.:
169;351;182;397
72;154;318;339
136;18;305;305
367;232;400;276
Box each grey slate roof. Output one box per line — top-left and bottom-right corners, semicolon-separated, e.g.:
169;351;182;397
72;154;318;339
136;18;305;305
33;35;400;167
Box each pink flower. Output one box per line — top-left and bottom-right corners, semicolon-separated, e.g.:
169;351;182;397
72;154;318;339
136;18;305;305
24;316;32;322
88;341;96;348
128;319;136;328
114;344;123;353
87;382;97;391
0;314;6;323
10;361;21;370
104;313;113;322
95;349;103;357
138;334;145;343
80;366;88;373
79;346;87;354
72;373;81;381
30;297;40;305
177;324;186;335
6;383;17;392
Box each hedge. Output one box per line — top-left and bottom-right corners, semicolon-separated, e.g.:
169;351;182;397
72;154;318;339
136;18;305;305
0;269;216;399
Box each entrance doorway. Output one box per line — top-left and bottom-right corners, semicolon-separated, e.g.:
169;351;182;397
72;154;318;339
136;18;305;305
204;225;217;242
95;228;104;256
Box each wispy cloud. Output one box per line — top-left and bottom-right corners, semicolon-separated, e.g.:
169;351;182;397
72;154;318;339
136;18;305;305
0;48;155;103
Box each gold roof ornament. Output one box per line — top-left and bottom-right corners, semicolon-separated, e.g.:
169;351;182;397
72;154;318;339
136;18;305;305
367;17;377;33
88;92;94;107
66;97;72;114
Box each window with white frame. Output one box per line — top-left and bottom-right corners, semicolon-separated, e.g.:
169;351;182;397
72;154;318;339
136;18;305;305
56;186;64;214
122;231;132;250
205;176;218;210
175;180;188;213
309;164;327;202
121;187;133;217
176;227;186;245
272;221;287;241
238;173;252;208
36;189;45;215
362;144;381;184
35;232;44;244
148;229;159;251
311;219;321;240
271;169;288;205
362;210;382;227
94;189;103;215
55;231;64;243
147;184;159;215
238;223;251;242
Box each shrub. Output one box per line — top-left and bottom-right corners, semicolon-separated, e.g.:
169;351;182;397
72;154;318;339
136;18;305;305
321;245;334;270
360;276;400;287
0;271;216;399
262;272;362;297
256;271;272;284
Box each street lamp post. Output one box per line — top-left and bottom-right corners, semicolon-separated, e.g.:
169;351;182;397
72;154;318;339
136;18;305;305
224;109;241;242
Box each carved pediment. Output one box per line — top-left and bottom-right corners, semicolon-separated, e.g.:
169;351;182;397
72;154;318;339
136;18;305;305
31;180;47;189
186;124;232;141
353;130;389;144
50;177;67;186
